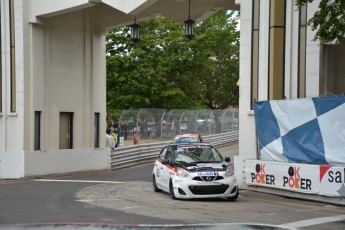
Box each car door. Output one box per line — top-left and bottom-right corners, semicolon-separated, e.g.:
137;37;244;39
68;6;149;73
160;148;173;191
155;147;168;189
157;147;173;192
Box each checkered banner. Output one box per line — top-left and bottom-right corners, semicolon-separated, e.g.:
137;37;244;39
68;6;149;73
254;96;345;165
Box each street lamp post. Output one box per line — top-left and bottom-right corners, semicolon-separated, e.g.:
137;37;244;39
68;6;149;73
130;16;140;42
184;0;195;40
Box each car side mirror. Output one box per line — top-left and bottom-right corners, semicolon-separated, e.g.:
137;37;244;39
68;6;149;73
161;159;170;165
224;157;231;162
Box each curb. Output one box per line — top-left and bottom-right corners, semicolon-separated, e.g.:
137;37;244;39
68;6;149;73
247;186;345;207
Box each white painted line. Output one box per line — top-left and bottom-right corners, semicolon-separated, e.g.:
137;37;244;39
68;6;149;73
76;198;122;202
119;206;141;210
293;208;320;212
278;215;345;229
34;179;124;184
134;223;295;229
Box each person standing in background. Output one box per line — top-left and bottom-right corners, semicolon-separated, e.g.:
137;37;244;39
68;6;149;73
132;130;139;145
112;129;118;148
106;128;115;149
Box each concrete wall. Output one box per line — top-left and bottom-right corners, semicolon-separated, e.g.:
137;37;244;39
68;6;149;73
0;1;108;178
0;149;110;179
32;9;107;150
235;0;254;188
0;0;25;154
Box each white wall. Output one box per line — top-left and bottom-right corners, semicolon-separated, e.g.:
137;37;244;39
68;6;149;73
235;0;255;188
0;151;25;178
0;0;25;153
237;0;257;160
29;9;107;151
24;149;110;177
305;1;321;98
0;2;107;179
0;149;110;179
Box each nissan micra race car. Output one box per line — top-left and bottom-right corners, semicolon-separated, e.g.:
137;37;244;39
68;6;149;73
172;133;203;143
152;142;238;200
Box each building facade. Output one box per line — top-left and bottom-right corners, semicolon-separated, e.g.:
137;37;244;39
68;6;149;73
235;0;345;186
0;0;239;178
0;0;110;178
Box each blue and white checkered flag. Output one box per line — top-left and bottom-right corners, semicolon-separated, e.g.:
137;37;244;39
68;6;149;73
254;96;345;165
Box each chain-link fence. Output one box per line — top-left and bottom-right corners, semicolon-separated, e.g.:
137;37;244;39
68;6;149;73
116;108;238;144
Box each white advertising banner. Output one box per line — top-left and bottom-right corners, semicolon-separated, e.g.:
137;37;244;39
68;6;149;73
245;160;345;197
319;166;345;197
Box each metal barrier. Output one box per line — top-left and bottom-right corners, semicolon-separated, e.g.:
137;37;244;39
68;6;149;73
110;131;239;170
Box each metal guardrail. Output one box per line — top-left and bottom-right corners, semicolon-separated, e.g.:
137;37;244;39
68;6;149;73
110;131;239;170
202;131;239;148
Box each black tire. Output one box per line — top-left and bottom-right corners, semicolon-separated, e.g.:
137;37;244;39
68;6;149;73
227;188;239;201
152;175;161;192
169;180;177;200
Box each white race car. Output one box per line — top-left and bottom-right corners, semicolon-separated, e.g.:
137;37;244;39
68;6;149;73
152;142;238;200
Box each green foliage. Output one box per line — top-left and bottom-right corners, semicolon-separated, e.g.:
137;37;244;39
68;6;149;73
296;0;345;44
106;10;239;115
194;11;240;109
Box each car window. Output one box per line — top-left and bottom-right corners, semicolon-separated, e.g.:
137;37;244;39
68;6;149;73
165;151;171;160
174;151;195;163
173;136;199;143
160;145;173;162
159;147;167;160
199;148;218;161
174;145;223;163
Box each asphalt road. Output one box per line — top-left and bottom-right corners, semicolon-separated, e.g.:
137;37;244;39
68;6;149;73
0;144;345;229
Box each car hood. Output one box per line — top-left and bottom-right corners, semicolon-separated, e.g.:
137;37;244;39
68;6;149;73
182;162;228;172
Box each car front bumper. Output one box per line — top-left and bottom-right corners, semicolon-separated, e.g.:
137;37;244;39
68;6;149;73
172;174;238;199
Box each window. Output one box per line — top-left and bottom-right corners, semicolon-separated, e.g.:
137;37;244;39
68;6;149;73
94;113;100;148
34;111;41;150
320;45;345;96
251;0;260;108
268;0;286;100
59;112;73;149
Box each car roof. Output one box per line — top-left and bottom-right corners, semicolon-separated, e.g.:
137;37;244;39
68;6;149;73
170;142;211;148
175;132;200;136
174;133;200;137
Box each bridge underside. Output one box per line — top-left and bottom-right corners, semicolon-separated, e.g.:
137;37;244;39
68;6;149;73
29;0;240;29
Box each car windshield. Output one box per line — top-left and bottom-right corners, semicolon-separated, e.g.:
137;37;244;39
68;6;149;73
173;145;223;163
173;136;199;143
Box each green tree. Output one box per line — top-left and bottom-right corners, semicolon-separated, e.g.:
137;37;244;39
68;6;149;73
106;17;196;112
296;0;345;44
193;10;240;109
106;10;239;115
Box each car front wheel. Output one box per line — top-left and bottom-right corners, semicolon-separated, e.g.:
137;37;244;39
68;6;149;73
226;189;239;201
152;175;161;192
169;180;177;200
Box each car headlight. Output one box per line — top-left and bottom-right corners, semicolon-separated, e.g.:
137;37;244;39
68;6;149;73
225;165;234;177
176;167;190;177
